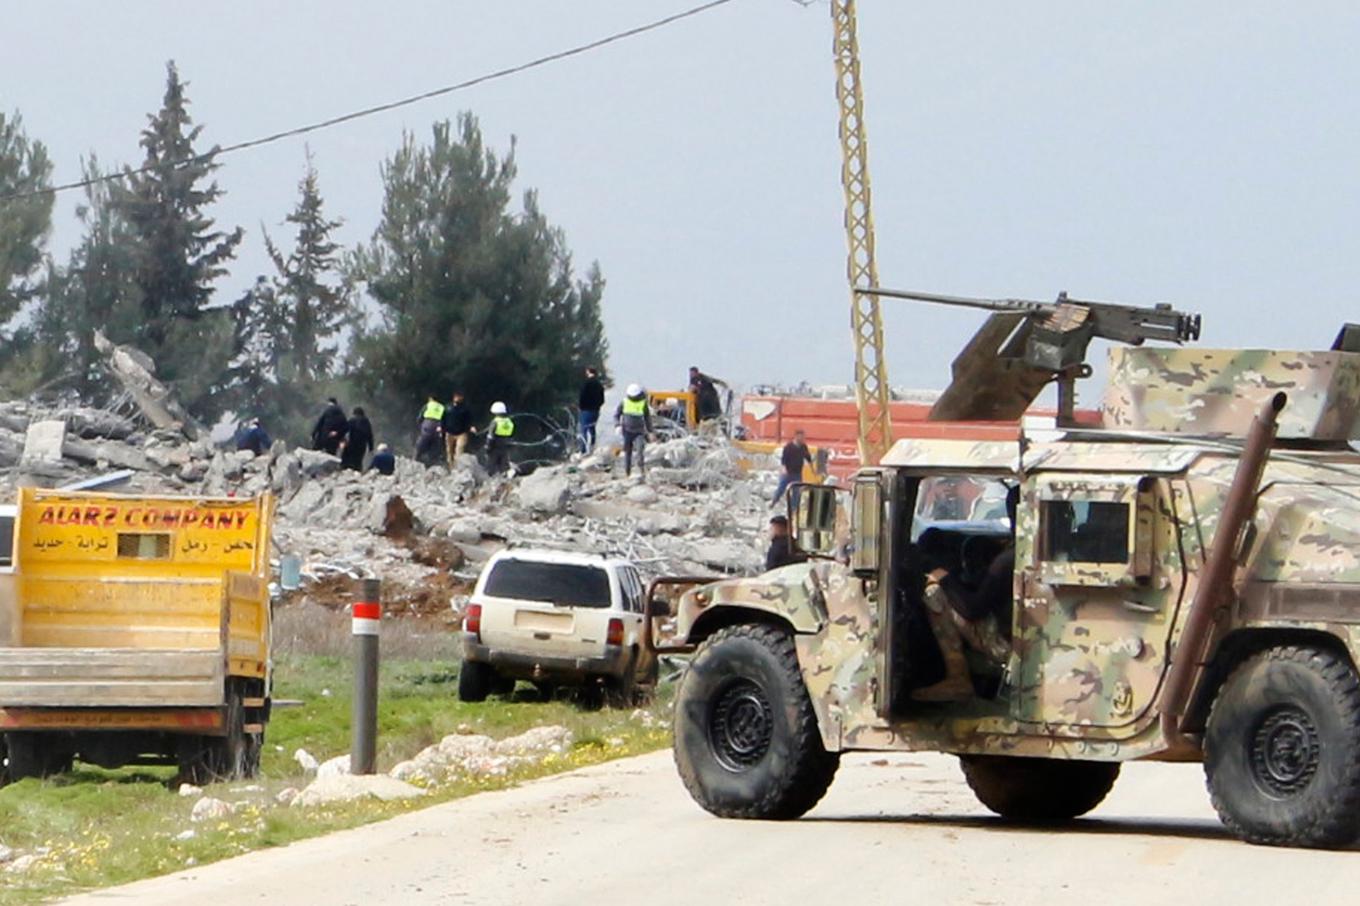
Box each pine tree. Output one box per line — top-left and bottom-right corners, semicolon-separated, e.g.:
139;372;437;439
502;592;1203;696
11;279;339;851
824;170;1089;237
260;155;352;385
232;156;354;442
115;61;242;404
0;109;54;327
351;114;609;438
34;156;144;393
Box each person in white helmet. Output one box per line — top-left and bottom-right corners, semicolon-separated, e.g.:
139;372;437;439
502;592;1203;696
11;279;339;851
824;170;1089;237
486;401;515;476
614;383;653;478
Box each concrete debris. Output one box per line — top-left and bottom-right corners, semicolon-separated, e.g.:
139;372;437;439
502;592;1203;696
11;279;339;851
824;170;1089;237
0;379;786;610
21;420;66;464
61;406;136;440
292;774;427;808
0;844;12;864
315;754;351;780
389;726;573;786
177;783;203;798
174;830;197;842
293;748;319;773
189;797;234;822
514;466;572;514
625;484;659;505
4;853;39;875
275;787;300;807
93;330;200;439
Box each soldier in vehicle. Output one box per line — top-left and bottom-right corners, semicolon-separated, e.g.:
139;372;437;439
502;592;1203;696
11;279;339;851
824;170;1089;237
913;485;1018;700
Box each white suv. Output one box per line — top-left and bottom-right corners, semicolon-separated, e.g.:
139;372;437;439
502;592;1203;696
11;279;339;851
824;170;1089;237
458;549;657;704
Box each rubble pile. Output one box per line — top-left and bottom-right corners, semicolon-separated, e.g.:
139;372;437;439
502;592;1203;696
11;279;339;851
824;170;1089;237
0;392;783;605
388;725;575;785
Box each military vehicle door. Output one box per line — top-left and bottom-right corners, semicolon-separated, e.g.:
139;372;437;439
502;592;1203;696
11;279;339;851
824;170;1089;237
1014;474;1187;730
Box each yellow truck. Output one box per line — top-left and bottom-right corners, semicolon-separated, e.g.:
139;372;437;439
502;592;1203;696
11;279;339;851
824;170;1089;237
0;488;275;784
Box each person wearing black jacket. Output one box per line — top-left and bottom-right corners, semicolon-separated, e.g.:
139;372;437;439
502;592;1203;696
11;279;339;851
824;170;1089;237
764;515;804;571
311;398;347;455
577;367;606;453
340;407;374;472
442;391;475;467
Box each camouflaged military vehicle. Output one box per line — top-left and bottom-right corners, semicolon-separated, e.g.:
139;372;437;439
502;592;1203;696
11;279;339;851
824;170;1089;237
651;296;1360;849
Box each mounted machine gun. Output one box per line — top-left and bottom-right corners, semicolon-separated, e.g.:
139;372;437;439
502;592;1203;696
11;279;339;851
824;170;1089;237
857;286;1202;424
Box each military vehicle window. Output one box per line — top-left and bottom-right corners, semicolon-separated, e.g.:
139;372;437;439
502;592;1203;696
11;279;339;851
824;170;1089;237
1040;501;1130;564
911;477;1012;540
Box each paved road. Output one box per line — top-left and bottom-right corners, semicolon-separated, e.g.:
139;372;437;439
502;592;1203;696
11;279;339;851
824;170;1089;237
63;751;1360;906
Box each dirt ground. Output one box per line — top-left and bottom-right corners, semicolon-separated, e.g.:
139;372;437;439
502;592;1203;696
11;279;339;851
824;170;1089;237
280;534;472;624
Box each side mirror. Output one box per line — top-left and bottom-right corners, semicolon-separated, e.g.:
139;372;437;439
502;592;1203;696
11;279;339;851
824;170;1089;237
850;476;883;578
792;484;840;556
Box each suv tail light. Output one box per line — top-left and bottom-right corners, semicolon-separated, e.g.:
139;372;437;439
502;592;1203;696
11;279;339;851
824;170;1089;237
606;617;624;647
464;603;482;641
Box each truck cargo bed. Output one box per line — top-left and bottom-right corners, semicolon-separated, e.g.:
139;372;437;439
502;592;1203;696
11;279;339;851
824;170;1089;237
0;647;225;707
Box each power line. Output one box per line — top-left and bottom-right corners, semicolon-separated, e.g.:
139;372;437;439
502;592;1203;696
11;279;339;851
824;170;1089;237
0;0;739;205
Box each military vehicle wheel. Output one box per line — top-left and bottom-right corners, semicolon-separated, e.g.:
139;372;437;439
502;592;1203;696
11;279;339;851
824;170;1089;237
458;661;494;702
674;623;839;819
960;755;1119;821
1204;645;1360;848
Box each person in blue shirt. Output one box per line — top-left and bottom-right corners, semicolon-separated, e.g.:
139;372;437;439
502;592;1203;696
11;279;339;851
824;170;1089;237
235;418;272;456
369;443;396;476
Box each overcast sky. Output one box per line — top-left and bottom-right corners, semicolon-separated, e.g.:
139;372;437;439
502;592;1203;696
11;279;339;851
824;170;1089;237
5;1;1360;403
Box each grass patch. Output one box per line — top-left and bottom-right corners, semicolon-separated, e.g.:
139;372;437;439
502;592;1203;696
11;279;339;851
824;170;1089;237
0;653;672;905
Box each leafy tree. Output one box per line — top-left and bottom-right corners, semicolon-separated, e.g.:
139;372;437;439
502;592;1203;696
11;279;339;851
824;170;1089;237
0;109;54;327
114;61;243;413
232;156;354;442
27;156;144;394
351;114;608;440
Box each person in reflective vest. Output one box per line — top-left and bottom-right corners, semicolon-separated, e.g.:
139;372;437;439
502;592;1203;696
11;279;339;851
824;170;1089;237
614;384;653;477
487;401;515;476
415;394;446;466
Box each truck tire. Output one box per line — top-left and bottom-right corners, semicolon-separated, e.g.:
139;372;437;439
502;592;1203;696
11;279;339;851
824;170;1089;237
3;733;73;782
960;755;1119;821
674;623;839;820
459;660;494;703
1204;645;1360;848
178;691;259;784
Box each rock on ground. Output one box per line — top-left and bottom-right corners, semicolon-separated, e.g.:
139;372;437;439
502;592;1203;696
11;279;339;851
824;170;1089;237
389;726;573;786
514;467;572;514
292;774;427;808
190;797;234;822
4;853;39;874
315;754;351;779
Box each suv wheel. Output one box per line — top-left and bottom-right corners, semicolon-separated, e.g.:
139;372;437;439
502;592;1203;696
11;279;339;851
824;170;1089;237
607;651;641;708
1205;645;1360;847
458;661;494;703
674;624;839;819
960;755;1119;821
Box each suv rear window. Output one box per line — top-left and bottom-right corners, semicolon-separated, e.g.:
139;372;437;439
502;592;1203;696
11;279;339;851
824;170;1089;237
484;560;612;608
